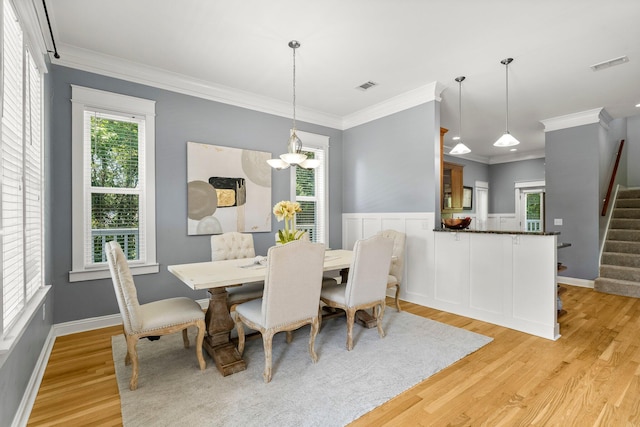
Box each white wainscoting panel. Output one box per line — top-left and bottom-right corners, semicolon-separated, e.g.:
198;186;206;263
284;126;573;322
342;213;435;303
486;213;518;231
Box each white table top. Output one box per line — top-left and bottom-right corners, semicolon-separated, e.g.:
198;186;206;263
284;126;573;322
168;249;353;291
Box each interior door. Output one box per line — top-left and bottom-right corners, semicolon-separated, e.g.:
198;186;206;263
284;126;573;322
519;189;545;232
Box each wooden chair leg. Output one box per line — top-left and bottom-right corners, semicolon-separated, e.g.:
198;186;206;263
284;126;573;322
126;335;140;390
346;308;356;351
123;334;132;366
182;328;190;348
236;316;246;356
195;320;206;371
309;317;319;363
376;303;386;339
262;331;275;383
394;284;402;312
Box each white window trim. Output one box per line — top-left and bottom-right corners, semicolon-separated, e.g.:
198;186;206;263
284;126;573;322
290;130;329;244
69;85;158;282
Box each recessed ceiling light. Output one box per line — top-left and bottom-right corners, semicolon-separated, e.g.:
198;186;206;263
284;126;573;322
590;55;629;71
636;103;640;108
452;136;460;141
510;148;517;152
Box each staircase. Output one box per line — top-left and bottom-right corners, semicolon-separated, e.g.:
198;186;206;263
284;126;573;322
595;188;640;297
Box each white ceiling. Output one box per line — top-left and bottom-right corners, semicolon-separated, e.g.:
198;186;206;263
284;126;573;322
42;0;640;162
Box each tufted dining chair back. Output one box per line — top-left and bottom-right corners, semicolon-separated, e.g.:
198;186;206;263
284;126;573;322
211;232;256;261
211;232;264;309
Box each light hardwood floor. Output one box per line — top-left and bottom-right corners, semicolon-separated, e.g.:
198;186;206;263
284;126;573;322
28;285;640;426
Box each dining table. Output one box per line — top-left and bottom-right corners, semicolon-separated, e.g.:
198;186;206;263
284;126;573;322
168;249;353;376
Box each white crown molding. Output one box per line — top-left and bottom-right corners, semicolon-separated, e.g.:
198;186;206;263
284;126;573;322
52;45;449;132
12;0;49;72
342;81;445;130
53;44;344;129
489;149;546;165
443;144;490;164
540;107;612;132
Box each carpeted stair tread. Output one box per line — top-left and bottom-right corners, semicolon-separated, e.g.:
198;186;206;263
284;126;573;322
599;264;640;282
618;189;640;199
613;208;640;219
609;218;640;229
604;240;640;255
616;199;640;209
595;277;640;298
608;229;640;242
601;252;640;268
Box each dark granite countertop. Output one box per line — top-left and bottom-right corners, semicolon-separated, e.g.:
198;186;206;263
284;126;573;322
433;228;560;236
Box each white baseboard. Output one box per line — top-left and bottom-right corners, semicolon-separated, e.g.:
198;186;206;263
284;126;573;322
11;328;56;427
557;276;594;288
52;298;210;337
18;298;210;426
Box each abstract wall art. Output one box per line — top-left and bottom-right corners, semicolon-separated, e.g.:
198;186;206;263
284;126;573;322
187;141;272;235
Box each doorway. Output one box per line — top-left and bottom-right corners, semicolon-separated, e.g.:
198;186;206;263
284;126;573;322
515;181;545;232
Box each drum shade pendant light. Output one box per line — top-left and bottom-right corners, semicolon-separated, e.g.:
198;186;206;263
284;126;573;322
267;41;320;170
449;76;471;155
494;58;520;147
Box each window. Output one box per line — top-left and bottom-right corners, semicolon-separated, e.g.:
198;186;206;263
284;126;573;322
1;0;44;337
70;86;157;282
291;131;329;244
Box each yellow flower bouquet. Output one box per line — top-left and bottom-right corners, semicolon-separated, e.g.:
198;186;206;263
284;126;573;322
273;200;304;243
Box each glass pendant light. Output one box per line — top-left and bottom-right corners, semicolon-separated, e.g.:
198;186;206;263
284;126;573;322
268;41;319;170
494;57;520;147
449;76;471;155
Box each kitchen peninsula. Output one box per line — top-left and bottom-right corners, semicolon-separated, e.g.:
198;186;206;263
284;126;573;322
433;228;560;340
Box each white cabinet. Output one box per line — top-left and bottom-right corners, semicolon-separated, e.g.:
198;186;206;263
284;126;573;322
434;231;559;340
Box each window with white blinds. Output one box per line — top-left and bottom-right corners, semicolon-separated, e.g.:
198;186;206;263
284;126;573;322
70;86;157;282
1;0;44;335
291;131;329;244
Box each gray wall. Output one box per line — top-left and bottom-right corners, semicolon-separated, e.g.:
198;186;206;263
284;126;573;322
545;124;602;279
628;116;640;187
49;65;343;324
443;155;490;214
342;102;439;213
489;158;546;213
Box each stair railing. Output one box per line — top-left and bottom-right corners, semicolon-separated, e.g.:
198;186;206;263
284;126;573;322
601;139;625;216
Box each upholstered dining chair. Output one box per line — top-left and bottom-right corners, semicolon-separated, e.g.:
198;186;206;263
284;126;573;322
274;232;339;288
320;234;394;351
211;232;265;310
377;229;406;311
105;241;206;391
235;239;326;383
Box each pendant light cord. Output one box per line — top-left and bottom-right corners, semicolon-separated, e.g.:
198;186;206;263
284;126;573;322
505;60;509;132
458;79;463;140
292;43;297;131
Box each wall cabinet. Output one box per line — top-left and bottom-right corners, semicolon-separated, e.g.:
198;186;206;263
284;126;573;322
442;162;464;210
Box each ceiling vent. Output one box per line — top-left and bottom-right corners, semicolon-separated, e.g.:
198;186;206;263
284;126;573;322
590;55;629;71
356;81;378;91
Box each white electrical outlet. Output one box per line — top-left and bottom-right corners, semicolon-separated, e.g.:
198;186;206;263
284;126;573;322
42;304;46;320
554;218;563;226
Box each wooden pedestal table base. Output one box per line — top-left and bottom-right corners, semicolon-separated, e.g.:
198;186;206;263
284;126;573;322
203;287;246;376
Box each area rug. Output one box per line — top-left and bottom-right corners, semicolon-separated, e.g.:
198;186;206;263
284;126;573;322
113;310;492;426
